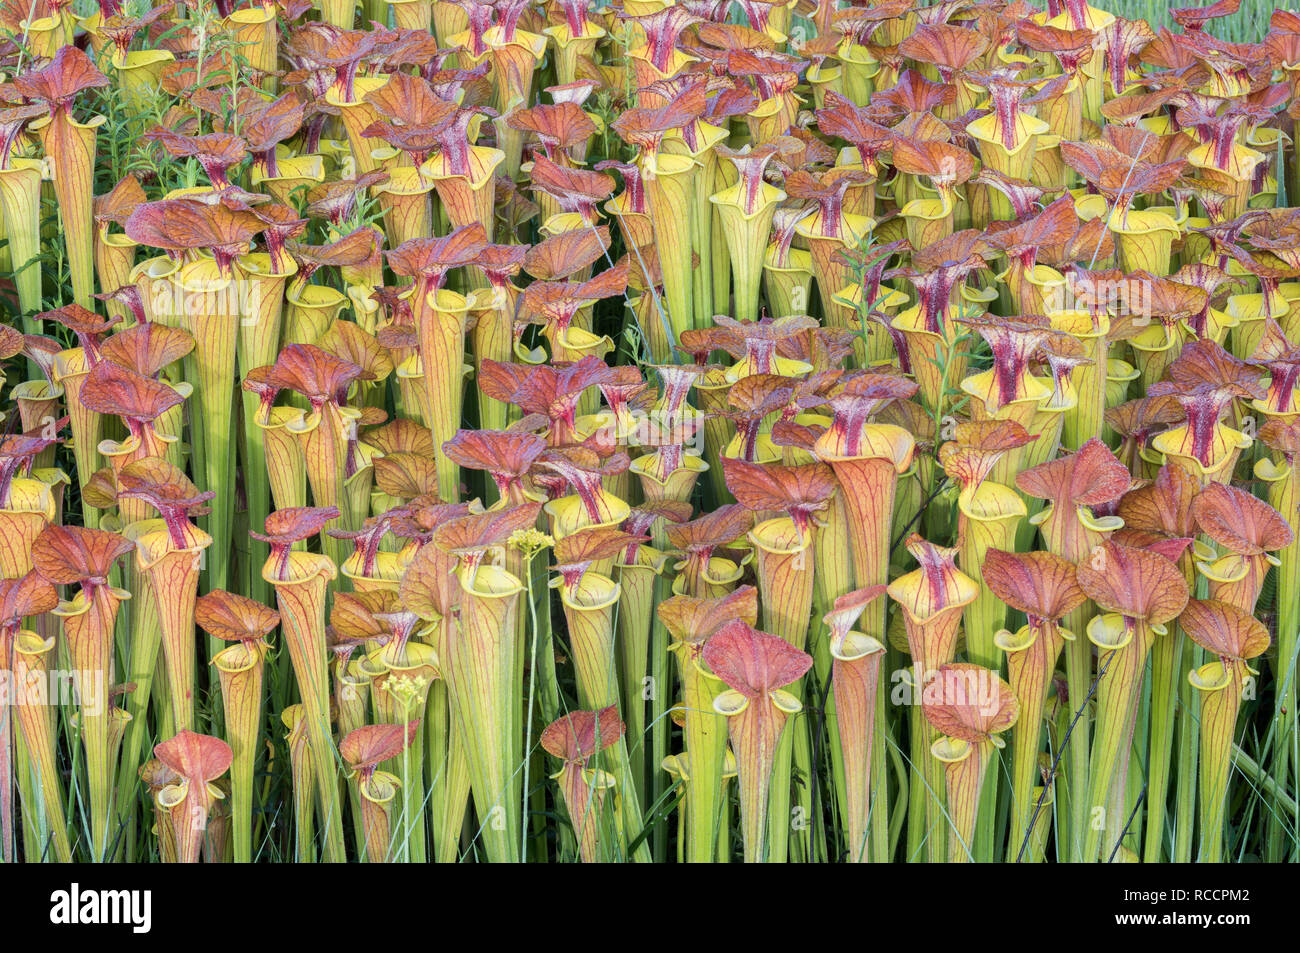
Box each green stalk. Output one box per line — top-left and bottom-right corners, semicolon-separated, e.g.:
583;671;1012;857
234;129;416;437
380;664;432;864
687;147;717;332
336;661;371;858
830;632;886;862
615;553;661;809
180;259;240;596
1191;661;1245;863
749;517;816;862
112;566;160;861
999;623;1066;861
265;554;347;862
1174;585;1210;862
1051;311;1108;452
934;737;992;863
12;631;71;861
1083;615;1156;864
213;641;266;864
52;350;101;529
427;681;472;863
33;111;101;311
641;150;697;343
415;289;471;502
0;160;44;326
235;256;292;608
669;641;728;863
1257;454;1300;860
649;574;672;862
283;705;317;863
1232;743;1299;813
914;687;948;862
1142;623;1182;861
720;694;797;863
555;569;651;861
871;685;891;862
957;489;1023;861
1058;602;1093;861
10;732;38;862
445;563;523;862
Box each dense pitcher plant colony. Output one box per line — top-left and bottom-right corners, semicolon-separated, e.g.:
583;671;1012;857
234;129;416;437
1;0;1300;867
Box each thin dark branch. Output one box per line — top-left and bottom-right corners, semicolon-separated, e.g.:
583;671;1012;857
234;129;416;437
1108;781;1149;864
891;477;951;553
1015;649;1115;863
